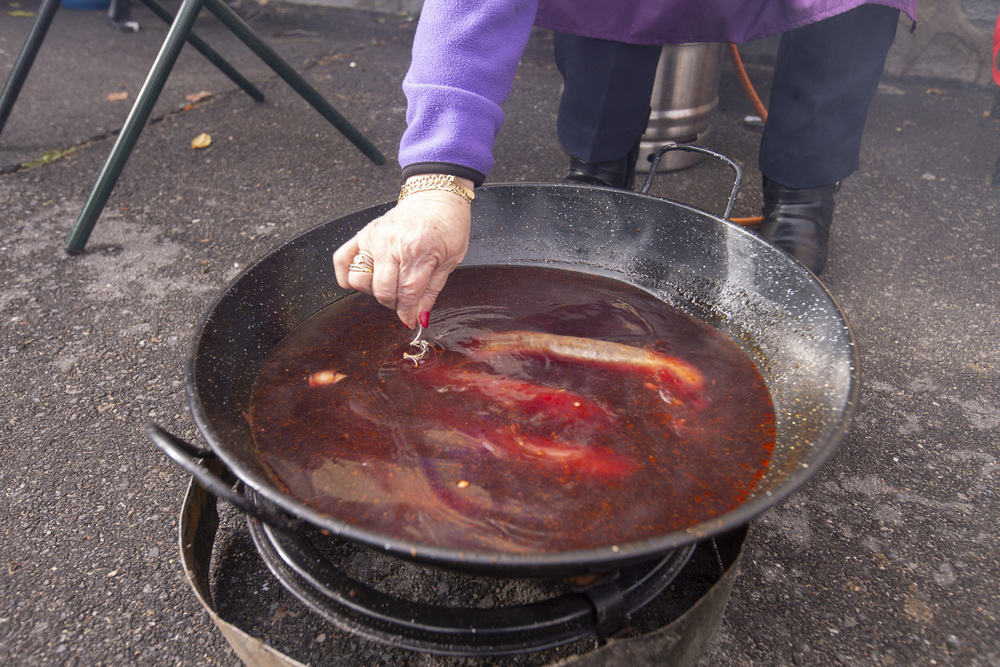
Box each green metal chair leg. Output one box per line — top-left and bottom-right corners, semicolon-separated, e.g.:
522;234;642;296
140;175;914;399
203;0;385;166
64;0;385;254
0;0;61;140
65;0;206;255
139;0;265;103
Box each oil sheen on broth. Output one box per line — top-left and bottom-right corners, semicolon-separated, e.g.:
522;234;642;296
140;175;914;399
249;266;775;554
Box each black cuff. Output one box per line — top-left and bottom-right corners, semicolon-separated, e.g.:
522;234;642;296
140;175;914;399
401;162;486;187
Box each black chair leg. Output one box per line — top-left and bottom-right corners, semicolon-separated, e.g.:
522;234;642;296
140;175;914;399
140;0;265;102
65;0;206;254
0;0;61;141
202;0;385;166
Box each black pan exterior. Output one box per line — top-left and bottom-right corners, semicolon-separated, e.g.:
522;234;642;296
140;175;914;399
186;184;860;576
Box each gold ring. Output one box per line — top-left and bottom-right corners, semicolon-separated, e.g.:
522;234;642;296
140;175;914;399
348;250;374;273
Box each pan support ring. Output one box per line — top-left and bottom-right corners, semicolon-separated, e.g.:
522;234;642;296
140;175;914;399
244;492;696;657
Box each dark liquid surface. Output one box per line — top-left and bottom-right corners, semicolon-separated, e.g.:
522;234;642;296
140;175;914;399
249;266;774;554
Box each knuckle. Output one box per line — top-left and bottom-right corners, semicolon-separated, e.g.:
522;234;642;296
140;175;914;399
370;285;397;309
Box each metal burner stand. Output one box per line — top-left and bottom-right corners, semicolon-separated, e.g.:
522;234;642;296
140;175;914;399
179;465;748;666
246;496;694;655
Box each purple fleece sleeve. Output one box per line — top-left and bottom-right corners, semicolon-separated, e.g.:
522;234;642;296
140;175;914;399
399;0;539;184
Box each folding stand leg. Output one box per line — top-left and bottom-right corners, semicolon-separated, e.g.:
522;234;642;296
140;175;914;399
64;0;385;254
0;0;61;140
202;0;385;166
0;0;263;144
65;0;206;254
140;0;265;102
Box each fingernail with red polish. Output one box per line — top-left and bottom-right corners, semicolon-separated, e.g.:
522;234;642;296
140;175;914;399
419;311;430;329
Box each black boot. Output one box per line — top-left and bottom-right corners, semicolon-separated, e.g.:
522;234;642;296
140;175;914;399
760;176;839;274
563;144;640;190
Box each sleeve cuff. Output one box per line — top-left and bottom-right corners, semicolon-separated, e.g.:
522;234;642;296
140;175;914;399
401;162;486;187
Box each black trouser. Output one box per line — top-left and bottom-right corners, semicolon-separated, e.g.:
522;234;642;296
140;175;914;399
554;4;901;189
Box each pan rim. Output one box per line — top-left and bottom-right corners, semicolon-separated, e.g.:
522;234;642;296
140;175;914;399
183;183;860;576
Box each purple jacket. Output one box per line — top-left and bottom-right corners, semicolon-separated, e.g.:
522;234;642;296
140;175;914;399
399;0;917;184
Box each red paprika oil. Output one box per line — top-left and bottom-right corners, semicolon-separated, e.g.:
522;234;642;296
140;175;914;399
249;266;774;554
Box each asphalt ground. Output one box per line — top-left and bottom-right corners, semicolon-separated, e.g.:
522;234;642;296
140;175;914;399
1;2;999;665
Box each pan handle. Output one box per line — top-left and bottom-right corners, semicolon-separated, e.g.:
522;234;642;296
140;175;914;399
639;143;743;219
143;422;301;533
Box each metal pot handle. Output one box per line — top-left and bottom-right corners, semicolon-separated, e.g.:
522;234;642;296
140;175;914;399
143;422;301;532
639;143;743;220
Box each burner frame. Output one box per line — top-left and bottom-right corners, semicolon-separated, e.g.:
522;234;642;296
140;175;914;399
246;494;696;656
179;470;748;666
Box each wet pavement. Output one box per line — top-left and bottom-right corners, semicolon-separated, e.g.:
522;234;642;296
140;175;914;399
1;1;999;665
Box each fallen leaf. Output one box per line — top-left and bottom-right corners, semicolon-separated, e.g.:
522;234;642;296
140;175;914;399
190;133;212;149
8;10;34;17
925;88;946;95
106;91;129;102
185;90;212;103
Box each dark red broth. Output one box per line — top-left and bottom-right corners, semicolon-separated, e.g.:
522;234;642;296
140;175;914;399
249;266;774;553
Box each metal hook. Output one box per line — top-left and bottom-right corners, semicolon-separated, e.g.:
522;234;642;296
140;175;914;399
402;323;431;365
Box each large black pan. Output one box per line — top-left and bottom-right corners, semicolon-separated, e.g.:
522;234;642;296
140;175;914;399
147;151;859;577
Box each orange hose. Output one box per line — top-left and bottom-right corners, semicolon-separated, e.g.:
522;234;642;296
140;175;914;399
727;43;768;123
726;44;765;226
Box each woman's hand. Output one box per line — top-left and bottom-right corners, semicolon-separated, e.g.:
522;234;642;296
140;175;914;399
333;178;473;329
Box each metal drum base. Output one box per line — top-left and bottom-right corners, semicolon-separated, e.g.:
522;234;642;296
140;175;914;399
636;42;724;174
179;468;749;666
